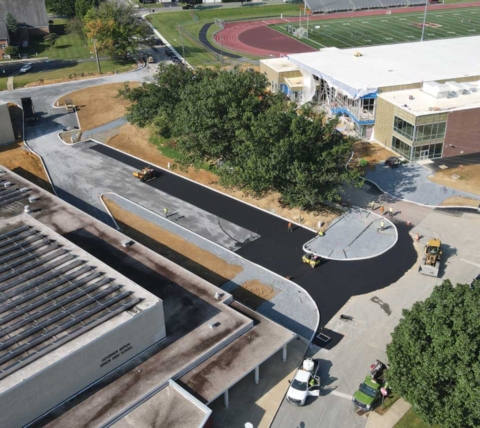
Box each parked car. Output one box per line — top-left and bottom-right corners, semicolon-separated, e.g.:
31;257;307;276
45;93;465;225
182;4;194;9
19;63;32;73
286;358;320;406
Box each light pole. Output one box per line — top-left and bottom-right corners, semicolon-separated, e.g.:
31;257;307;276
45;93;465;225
420;0;428;42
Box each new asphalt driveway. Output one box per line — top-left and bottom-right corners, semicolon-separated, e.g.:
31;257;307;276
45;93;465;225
0;71;417;330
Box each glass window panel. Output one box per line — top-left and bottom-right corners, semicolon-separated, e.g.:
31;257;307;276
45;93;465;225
435;143;443;156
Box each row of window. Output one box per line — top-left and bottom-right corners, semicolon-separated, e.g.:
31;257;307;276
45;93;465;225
393;116;446;142
391;136;443;161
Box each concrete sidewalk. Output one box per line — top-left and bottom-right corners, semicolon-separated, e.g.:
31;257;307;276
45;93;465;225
366;399;410;428
304;208;397;260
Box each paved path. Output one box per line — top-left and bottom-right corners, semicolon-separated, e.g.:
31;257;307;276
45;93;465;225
365;163;480;206
82;117;128;138
304;208;397;260
105;193;318;340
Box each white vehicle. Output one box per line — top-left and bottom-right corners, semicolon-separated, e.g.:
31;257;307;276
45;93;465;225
286;358;320;406
19;64;32;73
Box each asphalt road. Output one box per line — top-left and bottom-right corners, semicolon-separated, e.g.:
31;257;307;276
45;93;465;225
0;59;82;78
90;144;418;328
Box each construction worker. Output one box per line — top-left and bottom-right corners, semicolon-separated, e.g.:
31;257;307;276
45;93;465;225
380;220;385;231
164;208;168;218
414;233;420;241
379;205;385;215
370;200;375;210
389;207;393;218
288;222;293;232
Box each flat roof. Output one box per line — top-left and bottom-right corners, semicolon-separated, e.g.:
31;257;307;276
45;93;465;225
379;82;480;115
0;170;160;395
112;380;211;428
2;167;296;428
288;36;480;99
178;302;296;404
260;57;300;73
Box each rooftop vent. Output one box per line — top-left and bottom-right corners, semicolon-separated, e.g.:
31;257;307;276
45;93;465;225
353;51;362;57
422;81;449;99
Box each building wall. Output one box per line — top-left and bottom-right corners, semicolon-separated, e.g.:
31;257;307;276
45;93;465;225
0;303;166;428
0;103;15;146
0;38;8;58
260;63;302;92
444;107;480;157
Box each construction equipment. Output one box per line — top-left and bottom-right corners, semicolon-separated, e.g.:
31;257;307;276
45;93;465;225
65;98;75;113
21;97;37;123
302;253;321;268
419;238;443;277
133;166;158;182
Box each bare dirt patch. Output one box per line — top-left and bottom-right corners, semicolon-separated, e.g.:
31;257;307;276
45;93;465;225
103;196;243;287
0;143;53;193
440;196;480;207
352;141;396;171
429;164;480;197
56;82;140;131
230;280;278;310
107;124;340;229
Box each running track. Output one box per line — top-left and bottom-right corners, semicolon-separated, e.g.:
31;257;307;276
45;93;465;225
213;1;480;57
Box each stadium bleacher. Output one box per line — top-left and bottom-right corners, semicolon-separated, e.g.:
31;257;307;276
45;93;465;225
305;0;426;14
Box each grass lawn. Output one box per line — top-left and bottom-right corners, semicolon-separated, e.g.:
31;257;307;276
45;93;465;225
0;79;7;91
271;6;480;49
12;60;134;89
148;4;302;66
394;409;441;428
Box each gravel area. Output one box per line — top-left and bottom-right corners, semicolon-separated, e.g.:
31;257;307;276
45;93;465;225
366;162;480;206
105;193;319;340
303;208;397;260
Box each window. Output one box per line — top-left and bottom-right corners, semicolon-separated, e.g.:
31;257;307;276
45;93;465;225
362;98;375;113
393;116;415;140
392;136;412;159
415;122;446;141
0;44;6;49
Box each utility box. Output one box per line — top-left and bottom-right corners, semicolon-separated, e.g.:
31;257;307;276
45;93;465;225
0;102;15;146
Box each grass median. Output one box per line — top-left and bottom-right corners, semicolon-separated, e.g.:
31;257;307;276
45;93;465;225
12;60;135;89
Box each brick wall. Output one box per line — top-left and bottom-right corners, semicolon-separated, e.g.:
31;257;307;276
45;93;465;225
444;107;480;157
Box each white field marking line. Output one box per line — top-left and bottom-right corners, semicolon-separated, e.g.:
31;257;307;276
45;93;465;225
100;192;319;342
460;259;480;269
331;391;353;400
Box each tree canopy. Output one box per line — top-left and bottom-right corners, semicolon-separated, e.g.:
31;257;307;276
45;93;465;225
75;0;101;19
84;2;150;58
119;64;361;208
46;0;77;17
387;280;480;428
4;13;18;36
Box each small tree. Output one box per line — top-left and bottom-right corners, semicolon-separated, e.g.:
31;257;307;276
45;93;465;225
43;33;58;47
66;17;88;46
4;13;18;36
4;46;19;58
387;280;480;428
46;0;76;17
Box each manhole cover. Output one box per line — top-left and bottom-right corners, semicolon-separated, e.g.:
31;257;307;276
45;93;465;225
316;333;331;343
451;174;460;180
439;165;449;169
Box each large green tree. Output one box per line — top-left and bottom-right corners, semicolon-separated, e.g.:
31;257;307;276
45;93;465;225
75;0;101;19
387;280;480;428
46;0;76;17
84;2;150;58
120;64;360;208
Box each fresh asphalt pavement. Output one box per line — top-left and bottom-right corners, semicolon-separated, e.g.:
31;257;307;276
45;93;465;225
0;59;93;78
0;69;417;330
90;144;418;328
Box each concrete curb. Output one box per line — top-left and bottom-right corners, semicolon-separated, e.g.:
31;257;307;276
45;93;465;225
364;177;480;211
302;208;398;261
100;192;320;343
16;103;58;198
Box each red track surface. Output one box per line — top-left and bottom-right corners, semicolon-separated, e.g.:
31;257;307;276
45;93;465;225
214;2;480;57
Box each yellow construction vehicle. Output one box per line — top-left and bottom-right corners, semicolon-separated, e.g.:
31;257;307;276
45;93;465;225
65;98;75;113
419;238;443;277
302;253;321;269
133;166;158;182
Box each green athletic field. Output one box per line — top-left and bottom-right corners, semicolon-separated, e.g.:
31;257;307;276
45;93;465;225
271;7;480;49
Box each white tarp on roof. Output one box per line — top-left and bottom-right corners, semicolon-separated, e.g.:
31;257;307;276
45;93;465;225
288;36;480;100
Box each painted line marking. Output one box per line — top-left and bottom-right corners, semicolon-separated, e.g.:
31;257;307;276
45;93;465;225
460;259;480;269
331;391;353;400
